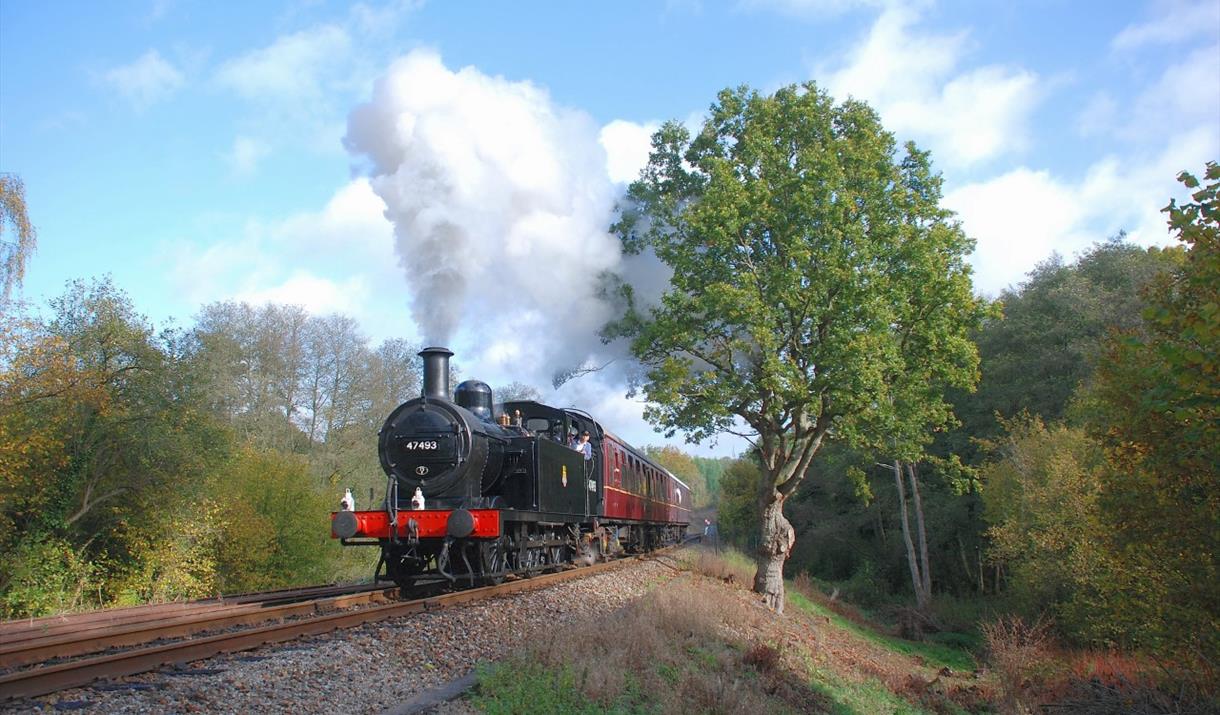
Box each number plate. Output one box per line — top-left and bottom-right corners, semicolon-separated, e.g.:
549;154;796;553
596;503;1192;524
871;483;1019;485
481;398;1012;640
400;440;440;451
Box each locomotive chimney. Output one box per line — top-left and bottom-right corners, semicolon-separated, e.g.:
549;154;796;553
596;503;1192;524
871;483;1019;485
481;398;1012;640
419;347;454;400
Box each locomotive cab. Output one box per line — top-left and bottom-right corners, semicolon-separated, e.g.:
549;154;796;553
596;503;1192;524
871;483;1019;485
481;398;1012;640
498;401;602;516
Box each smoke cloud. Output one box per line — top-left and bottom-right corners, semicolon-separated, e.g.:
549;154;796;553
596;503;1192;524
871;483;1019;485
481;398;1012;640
338;49;723;455
345;50;647;380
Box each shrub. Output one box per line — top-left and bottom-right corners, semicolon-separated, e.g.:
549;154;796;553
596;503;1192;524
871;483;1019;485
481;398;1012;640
981;615;1060;713
114;504;222;603
0;534;101;618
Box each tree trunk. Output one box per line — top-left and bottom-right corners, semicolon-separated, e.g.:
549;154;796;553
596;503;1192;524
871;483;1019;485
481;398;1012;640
894;460;929;610
753;491;795;614
957;535;975;593
906;463;932;601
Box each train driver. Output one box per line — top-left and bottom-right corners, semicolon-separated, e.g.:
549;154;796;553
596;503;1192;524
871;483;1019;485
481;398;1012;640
573;430;593;462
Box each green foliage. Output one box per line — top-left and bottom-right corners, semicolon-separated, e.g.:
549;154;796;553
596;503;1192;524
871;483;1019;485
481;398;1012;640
979;417;1119;640
1;279;232;601
0;280;393;614
209;447;336;592
0;534;102;618
950;238;1181;451
116;505;223;603
716;457;764;548
1;173;37;305
610;83;985;474
609;83;985;612
691;455;731;501
784;234;1191;614
644;444;712;508
1086;162;1220;660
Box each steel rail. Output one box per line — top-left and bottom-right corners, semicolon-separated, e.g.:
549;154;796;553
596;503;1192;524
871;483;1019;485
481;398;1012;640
0;587;397;669
0;550;662;701
0;583;382;640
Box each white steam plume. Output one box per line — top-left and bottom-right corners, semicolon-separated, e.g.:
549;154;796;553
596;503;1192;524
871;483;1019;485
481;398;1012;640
346;50;656;383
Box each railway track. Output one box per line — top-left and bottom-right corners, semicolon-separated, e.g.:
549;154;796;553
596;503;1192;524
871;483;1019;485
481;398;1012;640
0;549;672;701
0;584;396;671
0;583;385;644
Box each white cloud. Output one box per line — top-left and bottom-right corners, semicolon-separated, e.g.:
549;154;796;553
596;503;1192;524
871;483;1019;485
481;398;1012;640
148;0;174;22
1112;0;1220;50
945;169;1088;294
598;119;660;184
224;135;271;175
236;272;371;315
820;6;1040;168
350;0;423;36
946;124;1216;294
103;50;184;108
161;179;400;328
214;25;351;102
1124;43;1220;140
269;178;395;257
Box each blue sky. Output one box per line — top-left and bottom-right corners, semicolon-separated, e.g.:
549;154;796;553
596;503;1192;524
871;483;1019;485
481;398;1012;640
2;0;1217;454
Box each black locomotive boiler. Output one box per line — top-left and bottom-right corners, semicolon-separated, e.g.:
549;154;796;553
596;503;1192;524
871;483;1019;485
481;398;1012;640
331;347;691;589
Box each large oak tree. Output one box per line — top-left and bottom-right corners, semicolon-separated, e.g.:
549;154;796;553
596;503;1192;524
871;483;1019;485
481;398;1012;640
608;84;986;611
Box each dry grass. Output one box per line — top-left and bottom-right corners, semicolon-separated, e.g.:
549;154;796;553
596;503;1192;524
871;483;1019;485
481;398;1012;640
476;548;996;713
1024;647;1218;715
488;576;825;714
979;615;1058;714
679;545;756;586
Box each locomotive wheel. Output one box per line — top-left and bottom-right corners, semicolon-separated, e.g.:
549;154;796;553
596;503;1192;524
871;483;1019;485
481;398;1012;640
480;537;508;586
547;544;565;571
519;543;542;577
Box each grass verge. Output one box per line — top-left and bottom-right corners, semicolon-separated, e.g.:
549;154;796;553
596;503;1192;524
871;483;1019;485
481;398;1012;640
469;548;994;713
469;555;823;714
787;591;977;674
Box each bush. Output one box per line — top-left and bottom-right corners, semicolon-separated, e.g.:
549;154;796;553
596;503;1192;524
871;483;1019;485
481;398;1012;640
204;447;338;592
835;560;888;609
114;505;223;604
0;534;102;618
981;615;1060;713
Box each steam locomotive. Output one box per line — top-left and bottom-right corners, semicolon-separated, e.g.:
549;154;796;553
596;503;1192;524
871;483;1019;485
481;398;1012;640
330;347;691;589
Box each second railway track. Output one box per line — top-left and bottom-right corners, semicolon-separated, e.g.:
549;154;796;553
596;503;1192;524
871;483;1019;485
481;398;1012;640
0;549;672;701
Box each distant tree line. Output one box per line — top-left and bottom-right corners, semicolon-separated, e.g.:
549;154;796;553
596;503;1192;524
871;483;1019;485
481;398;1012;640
0;283;434;616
